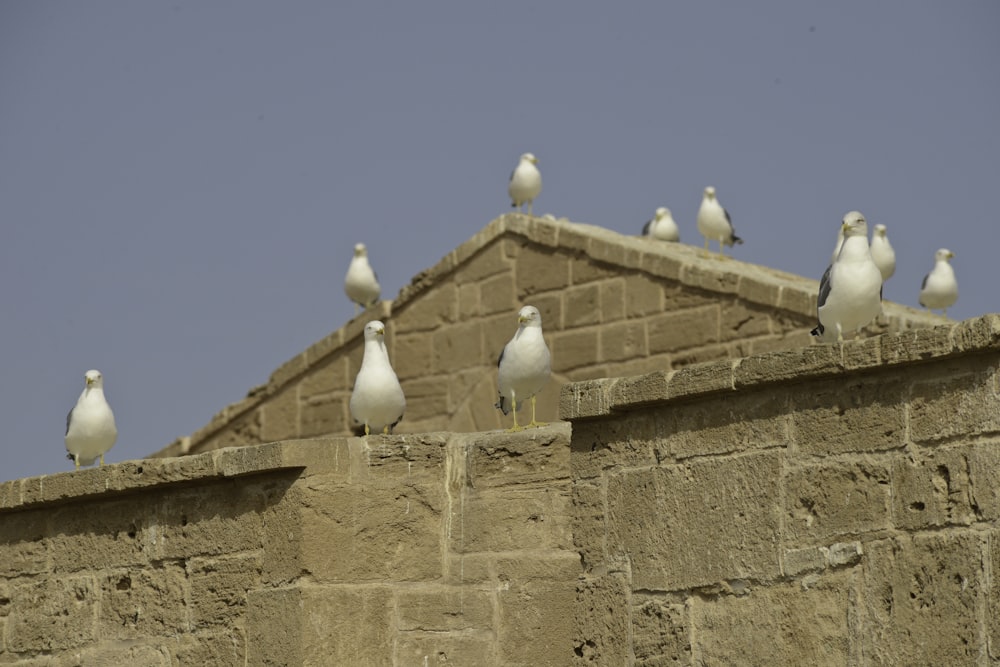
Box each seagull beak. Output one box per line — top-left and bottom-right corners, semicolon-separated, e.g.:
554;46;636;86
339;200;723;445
530;157;539;165
948;251;955;259
85;377;94;386
841;221;851;233
377;327;385;336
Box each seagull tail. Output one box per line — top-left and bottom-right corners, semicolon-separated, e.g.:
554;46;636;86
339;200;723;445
810;324;824;337
731;235;744;246
495;395;511;415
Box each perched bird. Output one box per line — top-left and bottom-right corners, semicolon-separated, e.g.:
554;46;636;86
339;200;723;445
811;211;884;343
919;248;958;316
696;186;743;257
642;207;680;242
350;321;405;436
870;224;896;281
508;153;542;216
65;369;118;469
495;305;551;431
344;243;381;315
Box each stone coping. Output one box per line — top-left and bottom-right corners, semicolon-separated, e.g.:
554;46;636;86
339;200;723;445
152;213;944;458
560;314;1000;421
1;425;570;515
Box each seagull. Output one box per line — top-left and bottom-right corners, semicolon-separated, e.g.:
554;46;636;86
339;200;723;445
344;243;381;315
919;249;958;316
696;186;742;257
495;305;551;431
65;369;118;469
642;207;680;242
508;153;542;216
810;211;884;343
350;321;405;436
870;224;896;281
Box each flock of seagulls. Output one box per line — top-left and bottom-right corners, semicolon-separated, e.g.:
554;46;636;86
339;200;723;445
62;152;963;468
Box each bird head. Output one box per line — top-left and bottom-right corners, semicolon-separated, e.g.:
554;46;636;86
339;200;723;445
655;207;670;220
873;224;888;238
353;243;367;257
703;186;717;200
841;211;868;238
84;370;103;388
936;248;955;262
521;153;538;165
517;305;542;327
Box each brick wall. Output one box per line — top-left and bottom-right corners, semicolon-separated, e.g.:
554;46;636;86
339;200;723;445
156;214;941;460
563;314;1000;665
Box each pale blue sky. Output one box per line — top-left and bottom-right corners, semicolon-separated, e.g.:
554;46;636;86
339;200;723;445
2;1;997;482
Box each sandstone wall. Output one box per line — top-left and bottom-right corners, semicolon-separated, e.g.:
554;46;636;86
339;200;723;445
156;214;940;459
563;315;1000;665
0;427;577;666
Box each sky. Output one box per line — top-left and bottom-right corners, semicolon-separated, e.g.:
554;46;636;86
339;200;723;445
1;1;997;482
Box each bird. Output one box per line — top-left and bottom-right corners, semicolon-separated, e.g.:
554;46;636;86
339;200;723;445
508;153;542;216
919;249;958;316
870;223;896;281
811;211;884;343
65;369;118;469
642;207;680;242
696;186;743;257
350;321;405;436
495;305;551;431
344;243;381;315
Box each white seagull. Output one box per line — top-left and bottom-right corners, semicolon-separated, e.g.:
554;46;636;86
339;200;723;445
919;248;958;316
642;207;680;242
811;211;884;343
350;321;406;436
696;186;743;257
508;153;542;216
65;369;118;469
870;224;897;281
344;243;381;315
495;305;551;431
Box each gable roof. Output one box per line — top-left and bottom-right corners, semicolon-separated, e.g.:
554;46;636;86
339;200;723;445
152;214;944;458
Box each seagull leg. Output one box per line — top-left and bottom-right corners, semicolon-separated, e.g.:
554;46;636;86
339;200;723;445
364;423;371;436
74;455;80;471
506;391;524;432
383;425;390;435
527;201;533;217
526;395;547;429
100;454;105;466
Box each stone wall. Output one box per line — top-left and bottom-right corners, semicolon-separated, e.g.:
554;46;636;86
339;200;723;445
0;426;576;666
563;314;1000;665
156;214;941;459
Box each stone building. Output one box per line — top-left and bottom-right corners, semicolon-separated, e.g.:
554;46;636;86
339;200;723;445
1;215;997;665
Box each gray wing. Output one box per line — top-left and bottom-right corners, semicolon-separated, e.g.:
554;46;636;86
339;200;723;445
65;407;74;436
642;218;653;235
921;273;929;290
723;208;744;245
817;263;834;310
497;346;505;368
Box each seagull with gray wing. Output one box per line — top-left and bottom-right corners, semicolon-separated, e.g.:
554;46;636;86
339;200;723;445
65;369;118;469
495;305;551;431
508;153;542;216
696;186;742;257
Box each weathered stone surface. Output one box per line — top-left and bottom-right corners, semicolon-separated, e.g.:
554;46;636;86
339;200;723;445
607;451;783;590
0;509;48;577
647;307;719;354
6;577;97;652
516;244;570;295
396;587;493;631
99;564;188;639
600;319;647;362
891;447;976;529
173;630;246;666
498;571;576;666
394;633;496;666
189;554;262;629
246;587;302;666
691;572;851;666
432;320;483;373
300;586;394;665
573;573;630;665
859;533;984;665
791;376;907;455
784;460;891;543
910;366;1000;443
631;596;691;666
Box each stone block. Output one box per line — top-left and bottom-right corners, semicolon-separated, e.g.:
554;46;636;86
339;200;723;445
6;577;97;652
300;586;393;666
299;393;349;437
393;283;458;332
568;414;659;479
453;241;511;285
260;385;299;443
480;271;517;316
990;530;1000;659
433;321;484;373
647;307;720;354
969;442;1000;521
910;367;1000;443
736;275;782;308
498;571;576;666
777;284;816;316
393;332;435;380
189;553;262;629
394;633;496;666
76;644;172;666
396;587;494;631
573;480;607;571
452;484;572;553
173;630;246;666
600;319;647;362
691;572;851;666
530;291;563;331
891;447;976;530
564;283;601;327
680;264;740;295
299;355;349;396
515;244;570;295
573;573;630;665
667;359;733;397
607;451;782;590
550;328;599;373
784;460;891;543
631;595;690;666
599;278;626;323
859;533;984;665
0;508;48;577
402;375;454;423
720;300;772;341
570;257;617;284
624;272;664;316
457;281;481;320
246;587;303;666
300;473;444;582
155;483;265;559
48;496;151;573
639;250;684;281
464;424;570;487
783;546;826;576
791;376;906;455
99;564;188;639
